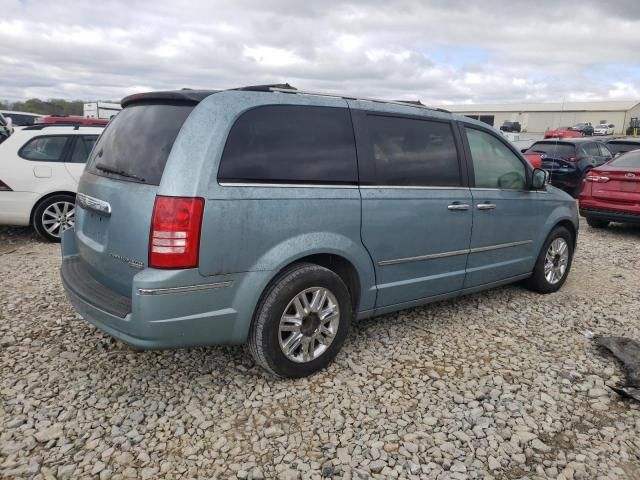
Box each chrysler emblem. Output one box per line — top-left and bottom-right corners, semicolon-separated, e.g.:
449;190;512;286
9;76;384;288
626;173;636;179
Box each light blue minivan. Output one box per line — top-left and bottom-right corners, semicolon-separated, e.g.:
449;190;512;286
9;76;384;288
61;85;578;377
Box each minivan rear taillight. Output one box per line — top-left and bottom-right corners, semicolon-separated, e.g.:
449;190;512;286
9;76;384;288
149;196;204;269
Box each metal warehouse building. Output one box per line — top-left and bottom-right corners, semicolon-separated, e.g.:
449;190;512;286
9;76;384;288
442;100;640;134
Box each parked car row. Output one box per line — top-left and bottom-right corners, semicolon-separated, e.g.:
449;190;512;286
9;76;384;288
544;122;617;139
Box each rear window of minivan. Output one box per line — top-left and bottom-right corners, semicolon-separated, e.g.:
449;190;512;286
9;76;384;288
86;103;194;185
218;105;357;185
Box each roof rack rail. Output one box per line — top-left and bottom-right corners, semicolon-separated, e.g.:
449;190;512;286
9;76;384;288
393;100;425;106
22;124;105;131
261;86;450;113
235;83;297;92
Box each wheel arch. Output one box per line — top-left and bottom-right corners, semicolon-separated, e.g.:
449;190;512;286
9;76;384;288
29;190;76;225
554;219;577;249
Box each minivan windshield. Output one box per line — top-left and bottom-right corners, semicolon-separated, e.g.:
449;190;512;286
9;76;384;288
86;102;195;185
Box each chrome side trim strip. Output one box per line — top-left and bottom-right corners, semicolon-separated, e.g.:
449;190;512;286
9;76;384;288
219;182;357;189
378;240;532;266
469;240;532;253
360;185;470;190
378;249;470;266
138;281;233;296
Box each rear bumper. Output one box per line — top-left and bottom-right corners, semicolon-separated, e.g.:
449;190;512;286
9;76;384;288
0;191;39;226
580;207;640;225
60;229;272;349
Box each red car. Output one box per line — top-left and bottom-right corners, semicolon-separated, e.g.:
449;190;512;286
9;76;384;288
579;149;640;228
544;127;584;139
36;115;109;126
523;152;543;169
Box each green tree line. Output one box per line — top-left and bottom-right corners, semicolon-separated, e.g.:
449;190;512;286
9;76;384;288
0;98;116;116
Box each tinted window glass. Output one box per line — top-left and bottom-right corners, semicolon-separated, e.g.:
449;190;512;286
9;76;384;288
582;143;600;156
598;143;612;159
466;128;526;190
526;142;576;158
19;136;69;161
609;151;640;168
3;113;38;126
219;105;357;184
606;141;640;155
86;103;194;185
70;135;98;163
364;115;460;186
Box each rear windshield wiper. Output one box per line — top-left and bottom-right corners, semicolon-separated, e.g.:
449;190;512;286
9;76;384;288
95;163;146;183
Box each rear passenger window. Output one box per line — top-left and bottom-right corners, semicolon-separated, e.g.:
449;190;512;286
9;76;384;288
364;115;461;186
19;136;69;162
598;143;612;159
582;143;600;157
70;135;98;163
218;105;357;184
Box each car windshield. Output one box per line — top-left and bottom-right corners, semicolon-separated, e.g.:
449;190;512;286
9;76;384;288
606;142;640;155
503;121;513;125
526;142;575;158
608;151;640;168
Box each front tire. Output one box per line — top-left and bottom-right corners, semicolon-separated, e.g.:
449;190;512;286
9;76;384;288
32;194;76;242
524;226;574;294
248;263;353;378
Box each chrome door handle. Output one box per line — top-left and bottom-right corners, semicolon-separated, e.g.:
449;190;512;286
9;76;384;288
477;203;496;210
448;203;470;211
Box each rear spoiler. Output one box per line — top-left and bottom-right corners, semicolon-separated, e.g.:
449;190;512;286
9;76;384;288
121;90;219;108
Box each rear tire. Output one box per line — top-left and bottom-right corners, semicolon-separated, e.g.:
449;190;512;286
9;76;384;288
32;194;76;242
586;217;609;229
248;263;352;378
524;226;574;294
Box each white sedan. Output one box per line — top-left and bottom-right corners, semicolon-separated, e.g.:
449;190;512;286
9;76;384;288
0;125;103;241
593;124;614;136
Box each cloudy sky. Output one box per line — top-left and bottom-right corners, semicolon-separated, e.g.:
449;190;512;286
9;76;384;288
2;0;640;105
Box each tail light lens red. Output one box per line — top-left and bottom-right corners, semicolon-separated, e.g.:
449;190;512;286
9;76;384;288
585;174;610;183
149;196;204;269
0;179;12;191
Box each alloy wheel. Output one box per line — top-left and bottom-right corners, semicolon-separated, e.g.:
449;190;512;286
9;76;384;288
544;238;569;285
41;201;75;239
278;287;340;363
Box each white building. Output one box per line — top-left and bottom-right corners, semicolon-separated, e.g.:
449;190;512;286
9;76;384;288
441;100;640;134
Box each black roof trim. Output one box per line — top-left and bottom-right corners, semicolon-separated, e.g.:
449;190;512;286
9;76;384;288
23;124;105;130
121;90;219;108
120;84;451;114
233;83;297;92
534;138;603;144
607;138;640;143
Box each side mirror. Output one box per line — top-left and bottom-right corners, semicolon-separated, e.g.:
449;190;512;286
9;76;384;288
520;148;528;153
531;168;547;190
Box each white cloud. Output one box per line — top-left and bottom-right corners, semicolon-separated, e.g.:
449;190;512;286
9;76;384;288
0;0;639;104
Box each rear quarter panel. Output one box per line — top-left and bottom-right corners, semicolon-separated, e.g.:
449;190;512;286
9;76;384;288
163;91;378;313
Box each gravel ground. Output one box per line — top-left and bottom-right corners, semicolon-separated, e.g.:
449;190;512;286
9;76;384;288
1;224;640;480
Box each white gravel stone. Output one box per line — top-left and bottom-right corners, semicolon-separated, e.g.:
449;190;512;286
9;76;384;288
2;225;640;479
